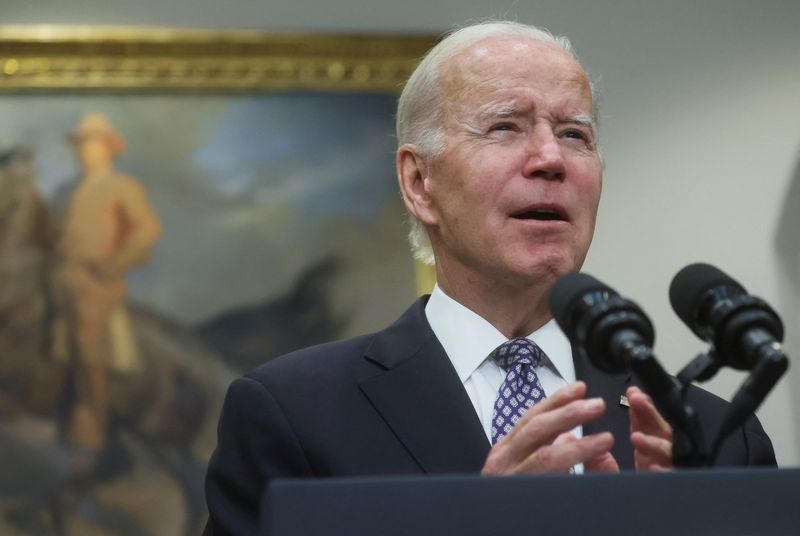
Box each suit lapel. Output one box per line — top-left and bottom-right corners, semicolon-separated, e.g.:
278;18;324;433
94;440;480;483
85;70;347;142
359;298;489;474
574;349;636;469
357;298;640;472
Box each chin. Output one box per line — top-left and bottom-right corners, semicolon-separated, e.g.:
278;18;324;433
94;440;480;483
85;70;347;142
529;247;585;280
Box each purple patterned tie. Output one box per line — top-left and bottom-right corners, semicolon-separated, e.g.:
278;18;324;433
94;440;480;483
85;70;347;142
490;337;547;444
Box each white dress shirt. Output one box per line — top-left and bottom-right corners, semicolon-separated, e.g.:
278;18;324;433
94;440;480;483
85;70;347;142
425;284;584;472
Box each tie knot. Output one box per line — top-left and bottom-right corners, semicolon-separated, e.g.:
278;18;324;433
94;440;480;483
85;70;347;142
490;337;544;370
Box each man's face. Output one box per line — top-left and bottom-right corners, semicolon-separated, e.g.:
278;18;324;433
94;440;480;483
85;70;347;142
423;37;603;287
74;135;114;172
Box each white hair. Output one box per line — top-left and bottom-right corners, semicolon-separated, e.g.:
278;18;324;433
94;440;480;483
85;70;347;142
396;20;599;265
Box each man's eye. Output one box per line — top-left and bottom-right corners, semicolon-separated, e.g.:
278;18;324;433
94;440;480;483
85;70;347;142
562;129;589;140
491;123;517;132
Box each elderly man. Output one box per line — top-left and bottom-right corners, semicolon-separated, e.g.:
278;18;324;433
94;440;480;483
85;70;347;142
203;21;775;536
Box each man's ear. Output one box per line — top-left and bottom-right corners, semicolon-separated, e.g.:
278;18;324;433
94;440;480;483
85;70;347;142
396;144;437;225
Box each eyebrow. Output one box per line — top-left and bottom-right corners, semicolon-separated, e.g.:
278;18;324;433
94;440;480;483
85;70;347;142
479;105;525;121
477;107;598;136
564;114;597;137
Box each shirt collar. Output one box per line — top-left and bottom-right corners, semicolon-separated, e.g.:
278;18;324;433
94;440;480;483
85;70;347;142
425;284;575;383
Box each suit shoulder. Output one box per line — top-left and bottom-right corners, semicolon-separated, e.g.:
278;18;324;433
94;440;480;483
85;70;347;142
684;382;775;465
240;298;431;395
684;383;727;410
245;332;376;385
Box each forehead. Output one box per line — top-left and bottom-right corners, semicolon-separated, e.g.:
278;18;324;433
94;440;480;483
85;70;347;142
439;37;592;115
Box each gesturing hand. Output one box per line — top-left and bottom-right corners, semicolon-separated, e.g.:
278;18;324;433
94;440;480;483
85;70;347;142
481;381;618;475
627;386;674;472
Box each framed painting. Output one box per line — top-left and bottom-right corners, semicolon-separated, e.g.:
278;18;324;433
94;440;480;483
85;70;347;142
0;26;437;536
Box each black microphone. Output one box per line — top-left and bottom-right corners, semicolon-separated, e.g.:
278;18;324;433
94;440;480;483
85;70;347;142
669;263;785;370
669;263;788;453
549;272;654;374
550;272;707;465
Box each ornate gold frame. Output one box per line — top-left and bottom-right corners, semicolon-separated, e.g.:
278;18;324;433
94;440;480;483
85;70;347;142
0;25;439;293
0;25;437;92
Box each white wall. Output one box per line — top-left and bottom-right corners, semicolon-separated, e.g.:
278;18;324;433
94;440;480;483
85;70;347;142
6;0;800;465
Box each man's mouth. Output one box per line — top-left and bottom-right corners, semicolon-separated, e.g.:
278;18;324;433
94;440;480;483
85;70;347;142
511;206;568;222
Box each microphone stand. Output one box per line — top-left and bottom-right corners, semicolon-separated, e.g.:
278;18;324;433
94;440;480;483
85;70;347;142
675;347;788;464
620;340;709;466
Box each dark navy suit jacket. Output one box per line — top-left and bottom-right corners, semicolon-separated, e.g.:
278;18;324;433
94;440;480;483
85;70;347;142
203;297;776;535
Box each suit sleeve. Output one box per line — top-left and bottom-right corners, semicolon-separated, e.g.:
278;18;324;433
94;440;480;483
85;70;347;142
677;383;777;467
741;414;777;466
203;376;313;536
712;413;777;467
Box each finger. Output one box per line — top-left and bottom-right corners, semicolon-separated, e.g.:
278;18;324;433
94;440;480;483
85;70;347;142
585;451;620;473
627;386;640;433
552;431;578;446
646;464;673;473
553;432;618;474
627;387;672;440
495;381;587;455
514;381;587;423
627;386;658;418
631;431;672;459
514;432;614;474
483;384;606;475
483;433;579;476
631;431;673;469
501;396;607;465
554;433;620;474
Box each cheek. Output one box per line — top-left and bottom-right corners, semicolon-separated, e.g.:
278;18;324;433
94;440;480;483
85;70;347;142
435;151;506;207
571;170;602;237
574;162;603;206
584;183;602;217
463;150;523;201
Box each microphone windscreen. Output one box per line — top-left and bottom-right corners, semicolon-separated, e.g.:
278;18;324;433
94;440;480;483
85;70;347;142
669;263;745;328
549;272;612;331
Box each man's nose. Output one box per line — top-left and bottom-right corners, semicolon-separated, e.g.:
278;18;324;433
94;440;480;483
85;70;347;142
523;126;566;181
